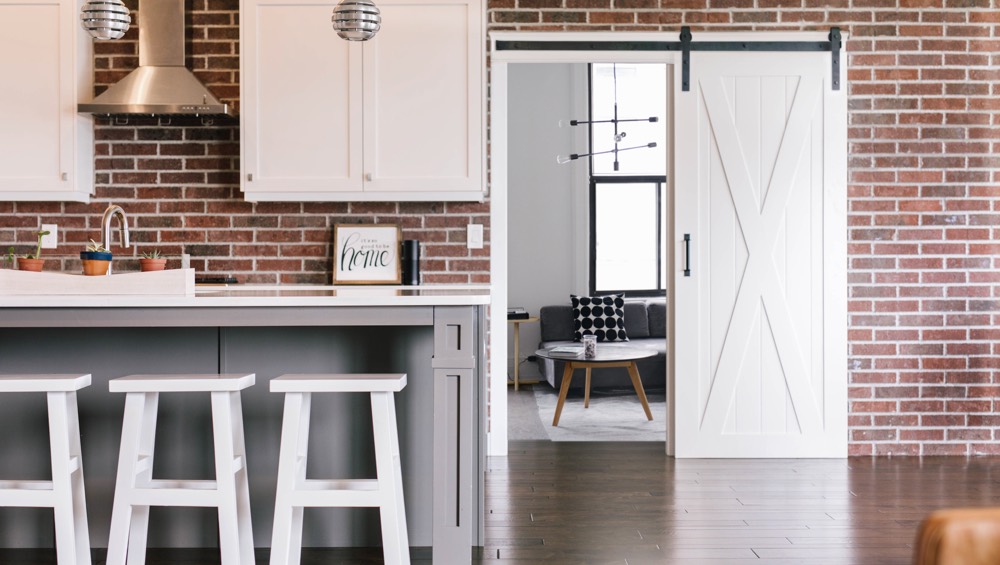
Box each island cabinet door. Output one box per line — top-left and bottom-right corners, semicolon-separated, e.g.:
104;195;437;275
673;41;848;458
361;0;484;197
240;0;364;199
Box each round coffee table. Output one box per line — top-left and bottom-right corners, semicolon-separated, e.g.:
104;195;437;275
536;344;656;426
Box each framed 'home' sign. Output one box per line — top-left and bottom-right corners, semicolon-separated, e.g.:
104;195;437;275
332;224;402;284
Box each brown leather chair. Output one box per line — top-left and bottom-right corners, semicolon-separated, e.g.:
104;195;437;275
915;508;1000;565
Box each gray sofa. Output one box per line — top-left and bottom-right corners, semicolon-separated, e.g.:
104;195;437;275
536;300;666;391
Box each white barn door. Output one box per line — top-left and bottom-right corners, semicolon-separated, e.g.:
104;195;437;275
674;41;847;457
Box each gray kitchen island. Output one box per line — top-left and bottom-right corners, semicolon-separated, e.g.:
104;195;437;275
0;285;489;563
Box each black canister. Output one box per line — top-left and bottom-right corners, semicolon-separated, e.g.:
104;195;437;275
401;239;420;285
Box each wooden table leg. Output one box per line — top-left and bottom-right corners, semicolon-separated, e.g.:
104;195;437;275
552;362;575;426
584;367;591;409
513;321;521;391
626;362;653;421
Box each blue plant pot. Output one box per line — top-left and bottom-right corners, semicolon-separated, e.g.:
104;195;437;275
80;251;113;261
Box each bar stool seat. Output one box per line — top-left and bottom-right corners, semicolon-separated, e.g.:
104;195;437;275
0;374;92;565
106;374;255;565
270;373;410;565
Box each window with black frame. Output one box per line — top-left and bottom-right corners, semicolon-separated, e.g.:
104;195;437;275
587;63;668;297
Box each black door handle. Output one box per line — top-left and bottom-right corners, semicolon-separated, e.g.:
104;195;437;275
683;234;691;277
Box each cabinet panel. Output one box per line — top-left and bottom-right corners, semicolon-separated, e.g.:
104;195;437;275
0;0;93;202
363;0;483;193
240;0;484;202
241;0;363;194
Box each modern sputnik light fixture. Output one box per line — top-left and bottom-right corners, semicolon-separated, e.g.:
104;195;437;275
332;0;381;41
80;0;131;40
558;64;658;170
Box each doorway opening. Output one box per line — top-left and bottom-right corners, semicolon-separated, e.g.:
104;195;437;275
488;36;680;456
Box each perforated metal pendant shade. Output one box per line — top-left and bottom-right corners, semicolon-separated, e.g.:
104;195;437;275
80;0;131;40
332;0;381;41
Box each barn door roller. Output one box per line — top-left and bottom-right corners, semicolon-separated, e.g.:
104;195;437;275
679;26;842;92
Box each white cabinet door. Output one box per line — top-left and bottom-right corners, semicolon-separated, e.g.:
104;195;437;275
241;0;484;202
674;43;847;457
241;0;363;197
0;0;93;202
363;0;484;196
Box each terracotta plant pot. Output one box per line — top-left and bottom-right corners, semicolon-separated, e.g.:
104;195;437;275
80;251;113;276
139;258;167;272
16;257;44;272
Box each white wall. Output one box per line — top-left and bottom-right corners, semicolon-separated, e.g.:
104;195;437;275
507;63;589;380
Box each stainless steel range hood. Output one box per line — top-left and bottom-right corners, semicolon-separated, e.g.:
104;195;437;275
78;0;234;117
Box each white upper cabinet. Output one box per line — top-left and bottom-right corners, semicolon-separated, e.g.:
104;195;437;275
241;0;485;202
0;0;94;202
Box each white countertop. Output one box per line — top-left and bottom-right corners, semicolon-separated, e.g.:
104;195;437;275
0;284;491;308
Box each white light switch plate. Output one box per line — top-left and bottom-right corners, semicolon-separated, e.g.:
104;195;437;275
467;223;483;249
40;224;57;249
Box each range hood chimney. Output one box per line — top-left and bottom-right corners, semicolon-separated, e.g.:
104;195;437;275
78;0;234;117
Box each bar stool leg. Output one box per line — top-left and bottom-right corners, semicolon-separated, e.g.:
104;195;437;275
128;392;159;565
371;391;410;565
107;392;158;565
48;391;92;565
270;392;312;565
212;391;254;565
229;392;255;563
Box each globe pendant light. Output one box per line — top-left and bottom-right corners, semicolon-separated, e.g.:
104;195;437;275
332;0;381;41
80;0;131;40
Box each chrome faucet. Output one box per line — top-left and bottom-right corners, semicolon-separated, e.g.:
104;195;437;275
101;204;130;275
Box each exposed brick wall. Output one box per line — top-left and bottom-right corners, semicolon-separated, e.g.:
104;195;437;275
0;0;489;284
488;1;1000;455
3;0;998;455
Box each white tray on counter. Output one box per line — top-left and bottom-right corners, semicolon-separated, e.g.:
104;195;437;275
0;268;195;296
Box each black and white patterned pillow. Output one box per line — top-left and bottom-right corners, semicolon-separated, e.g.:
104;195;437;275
571;294;629;342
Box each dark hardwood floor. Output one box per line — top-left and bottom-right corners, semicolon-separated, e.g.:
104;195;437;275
4;441;1000;563
486;441;1000;564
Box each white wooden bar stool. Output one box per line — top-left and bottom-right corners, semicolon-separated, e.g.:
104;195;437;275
270;373;410;565
106;374;255;565
0;374;92;565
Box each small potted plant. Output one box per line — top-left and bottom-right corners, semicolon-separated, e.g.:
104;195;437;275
139;249;167;272
80;239;112;276
16;230;50;272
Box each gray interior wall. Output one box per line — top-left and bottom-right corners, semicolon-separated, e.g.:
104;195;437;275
507;63;589;380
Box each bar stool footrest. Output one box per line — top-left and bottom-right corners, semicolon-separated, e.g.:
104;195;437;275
0;480;55;491
131;481;221;507
0;483;57;507
288;479;382;507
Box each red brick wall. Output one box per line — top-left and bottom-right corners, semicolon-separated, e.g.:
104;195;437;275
3;0;998;455
489;1;1000;455
1;0;489;284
